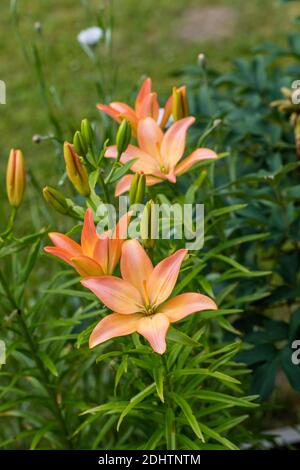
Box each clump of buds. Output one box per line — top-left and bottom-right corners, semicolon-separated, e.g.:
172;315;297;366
64;142;90;196
129;173;146;205
116;119;131;157
6;149;26;208
140;199;158;249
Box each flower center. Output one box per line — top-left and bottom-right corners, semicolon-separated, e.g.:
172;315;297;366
143;303;156;316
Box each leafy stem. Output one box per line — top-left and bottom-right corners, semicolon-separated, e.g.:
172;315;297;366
0;269;73;449
161;354;176;450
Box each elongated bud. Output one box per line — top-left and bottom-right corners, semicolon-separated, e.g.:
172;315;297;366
116;119;131;155
81;119;94;151
6;149;26;208
73;130;87;156
43;186;69;214
172;86;189;121
129;173;146;205
140;199;158;249
64;142;90;196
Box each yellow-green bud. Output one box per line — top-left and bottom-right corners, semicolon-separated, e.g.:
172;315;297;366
81;119;94;150
63;142;90;196
116;119;131;156
6;149;26;208
43;186;69;215
129;173;146;205
140;199;158;249
172;86;189;121
73;130;87;156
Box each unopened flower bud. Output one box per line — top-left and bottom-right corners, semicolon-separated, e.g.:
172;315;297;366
116;119;131;156
64;142;90;196
197;53;206;68
6;149;26;208
32;134;42;144
73;130;87;156
172;86;189;121
34;21;42;33
140;199;158;249
129;173;146;205
80;119;94;151
43;186;69;215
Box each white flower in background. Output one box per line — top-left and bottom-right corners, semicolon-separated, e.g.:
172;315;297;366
77;26;103;47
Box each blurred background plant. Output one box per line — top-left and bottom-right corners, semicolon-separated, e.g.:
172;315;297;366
1;0;300;450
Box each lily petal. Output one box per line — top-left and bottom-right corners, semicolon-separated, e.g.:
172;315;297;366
121;240;153;296
137;118;164;162
93;236;110;274
115;175;134;196
89;313;142;348
108;212;132;273
175;148;218;176
138;92;160;120
160;292;217;323
159;95;173;128
137;313;170;354
148;249;187;306
44;246;74;266
97;104;121;123
81;208;98;257
81;276;143;314
105;144;160;174
135;77;152;115
161;117;195;169
71;256;104;277
48;233;82;257
109;102;138;124
145;175;163;187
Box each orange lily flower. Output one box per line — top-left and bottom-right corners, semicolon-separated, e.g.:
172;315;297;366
105;116;218;196
44;209;131;277
82;239;217;354
97;77;172;133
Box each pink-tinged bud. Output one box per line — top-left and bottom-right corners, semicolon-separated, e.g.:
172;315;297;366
172;86;189;121
6;149;26;208
63;142;90;196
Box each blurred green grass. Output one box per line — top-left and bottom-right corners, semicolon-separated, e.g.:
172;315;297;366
0;0;297;189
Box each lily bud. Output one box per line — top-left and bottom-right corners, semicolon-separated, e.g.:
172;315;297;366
6;149;26;208
73;130;87;156
64;142;90;196
81;119;94;151
140;199;158;249
116;119;131;156
172;86;189;121
129;173;146;206
43;186;69;215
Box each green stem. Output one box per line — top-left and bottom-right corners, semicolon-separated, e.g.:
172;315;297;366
98;172;110;203
0;270;73;449
105;150;122;185
0;207;17;239
162;354;176;450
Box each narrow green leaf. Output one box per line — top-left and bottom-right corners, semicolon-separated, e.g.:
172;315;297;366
172;392;204;442
153;367;164;403
37;351;58;377
117;383;156;431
